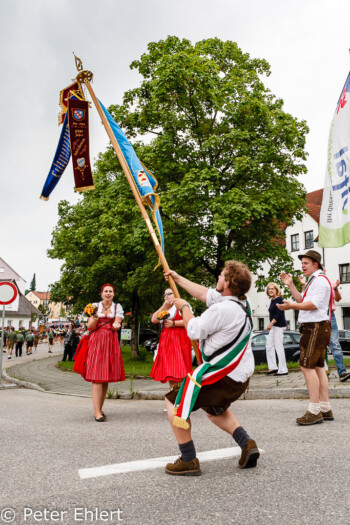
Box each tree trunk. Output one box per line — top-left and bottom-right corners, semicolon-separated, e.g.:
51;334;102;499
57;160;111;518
130;291;140;358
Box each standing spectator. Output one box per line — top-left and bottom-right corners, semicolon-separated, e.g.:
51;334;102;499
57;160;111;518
26;330;35;355
34;331;40;350
63;323;80;361
279;250;332;425
7;328;16;359
328;277;350;382
3;327;9;351
15;331;24;357
48;328;55;353
265;282;288;376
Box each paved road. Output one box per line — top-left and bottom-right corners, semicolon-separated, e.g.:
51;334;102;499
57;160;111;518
3;342;350;399
1;389;350;525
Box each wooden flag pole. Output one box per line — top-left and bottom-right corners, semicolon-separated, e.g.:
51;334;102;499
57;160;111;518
74;56;201;362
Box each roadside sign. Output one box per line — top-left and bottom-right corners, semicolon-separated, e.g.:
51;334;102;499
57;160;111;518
0;281;18;305
121;329;132;341
0;281;18;385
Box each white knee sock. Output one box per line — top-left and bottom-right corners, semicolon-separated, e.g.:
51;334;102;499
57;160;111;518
320;401;331;413
308;402;320;415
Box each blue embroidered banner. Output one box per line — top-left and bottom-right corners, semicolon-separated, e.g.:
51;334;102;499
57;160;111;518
99;100;164;252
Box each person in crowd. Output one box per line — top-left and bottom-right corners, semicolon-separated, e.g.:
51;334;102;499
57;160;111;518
7;328;16;359
34;331;40;350
279;250;332;425
265;282;288;376
26;330;35;355
15;331;24;357
63;323;80;361
48;328;55;353
162;261;259;476
323;272;350;382
84;284;125;422
150;288;193;389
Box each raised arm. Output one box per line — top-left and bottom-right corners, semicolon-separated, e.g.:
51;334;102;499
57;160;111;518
151;300;173;324
164;270;208;303
280;272;302;303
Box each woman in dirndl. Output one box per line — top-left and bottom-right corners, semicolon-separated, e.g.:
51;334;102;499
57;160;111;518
85;283;125;421
150;288;192;389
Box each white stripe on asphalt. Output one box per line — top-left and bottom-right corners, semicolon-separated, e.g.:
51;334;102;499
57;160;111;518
79;446;264;479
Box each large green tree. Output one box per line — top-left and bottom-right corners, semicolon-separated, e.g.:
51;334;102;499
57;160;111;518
49;36;308;351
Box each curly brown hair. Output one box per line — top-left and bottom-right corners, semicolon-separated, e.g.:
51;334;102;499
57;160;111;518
223;260;251;300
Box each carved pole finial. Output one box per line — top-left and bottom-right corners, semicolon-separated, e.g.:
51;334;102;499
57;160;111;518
73;52;83;72
72;53;93;84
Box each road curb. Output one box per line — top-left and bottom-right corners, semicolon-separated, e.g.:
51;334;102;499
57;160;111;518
2;368;46;392
4;365;350;400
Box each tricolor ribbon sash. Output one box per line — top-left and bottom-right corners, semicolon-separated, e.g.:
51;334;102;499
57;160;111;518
173;300;253;429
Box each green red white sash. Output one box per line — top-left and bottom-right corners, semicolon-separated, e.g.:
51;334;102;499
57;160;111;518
173;300;252;429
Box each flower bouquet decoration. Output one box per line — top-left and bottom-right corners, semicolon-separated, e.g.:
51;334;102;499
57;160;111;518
157;310;170;321
84;303;98;317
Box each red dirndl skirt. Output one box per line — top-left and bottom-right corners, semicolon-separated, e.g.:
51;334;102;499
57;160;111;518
82;318;125;383
150;313;192;383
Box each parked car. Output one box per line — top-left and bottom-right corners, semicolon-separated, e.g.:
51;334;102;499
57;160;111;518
338;330;350;354
143;337;159;353
139;329;158;346
251;330;300;366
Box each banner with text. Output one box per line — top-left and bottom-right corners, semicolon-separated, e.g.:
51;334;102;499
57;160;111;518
319;72;350;247
67;98;94;192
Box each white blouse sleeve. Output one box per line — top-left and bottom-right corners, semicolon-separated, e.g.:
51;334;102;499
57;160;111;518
115;302;124;319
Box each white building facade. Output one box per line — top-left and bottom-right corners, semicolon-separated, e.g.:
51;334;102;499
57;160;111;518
249;190;350;331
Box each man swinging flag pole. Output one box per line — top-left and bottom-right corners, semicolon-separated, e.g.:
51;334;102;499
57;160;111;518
73;54;201;363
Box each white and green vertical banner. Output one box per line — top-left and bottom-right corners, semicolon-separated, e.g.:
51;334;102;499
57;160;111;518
319;72;350;247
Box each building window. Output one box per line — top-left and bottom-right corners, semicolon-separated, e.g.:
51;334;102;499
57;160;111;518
343;307;350;330
0;267;4;272
291;234;299;252
339;264;350;283
304;230;314;249
258;318;264;330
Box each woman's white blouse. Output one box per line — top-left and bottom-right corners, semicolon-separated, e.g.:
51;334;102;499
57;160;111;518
94;301;124;319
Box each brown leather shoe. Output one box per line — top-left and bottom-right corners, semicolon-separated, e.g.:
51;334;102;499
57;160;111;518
165;457;201;476
322;410;334;421
296;411;323;425
238;439;260;469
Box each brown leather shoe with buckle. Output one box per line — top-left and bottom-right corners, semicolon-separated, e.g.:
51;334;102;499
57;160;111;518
165;457;201;476
322;410;334;421
296;411;323;425
238;439;260;469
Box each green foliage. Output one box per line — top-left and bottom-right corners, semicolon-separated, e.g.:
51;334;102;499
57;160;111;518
30;273;36;291
49;36;308;342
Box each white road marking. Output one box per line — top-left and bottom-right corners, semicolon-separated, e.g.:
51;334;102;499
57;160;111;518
79;446;264;479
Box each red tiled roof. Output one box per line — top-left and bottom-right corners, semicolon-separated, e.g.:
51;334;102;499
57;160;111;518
32;291;51;300
306;189;323;224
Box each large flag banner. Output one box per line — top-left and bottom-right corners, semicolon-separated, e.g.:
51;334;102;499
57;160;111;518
67;98;94;191
98;100;164;251
40;95;94;200
40;111;71;200
319;73;350;247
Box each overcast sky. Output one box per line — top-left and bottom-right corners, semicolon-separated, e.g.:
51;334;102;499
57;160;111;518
1;0;350;290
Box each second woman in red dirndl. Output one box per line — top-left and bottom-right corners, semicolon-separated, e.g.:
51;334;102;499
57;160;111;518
85;284;125;422
150;288;192;387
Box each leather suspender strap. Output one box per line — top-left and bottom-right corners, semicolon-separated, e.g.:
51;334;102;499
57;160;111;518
208;300;253;362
